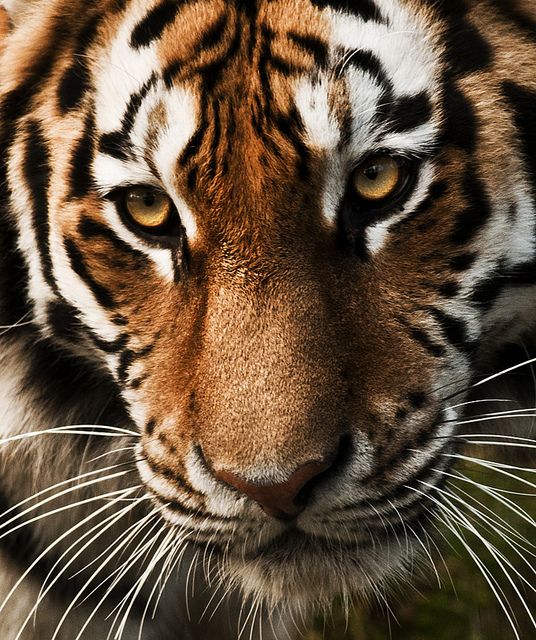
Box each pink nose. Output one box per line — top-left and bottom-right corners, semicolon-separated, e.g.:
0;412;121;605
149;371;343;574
215;460;332;519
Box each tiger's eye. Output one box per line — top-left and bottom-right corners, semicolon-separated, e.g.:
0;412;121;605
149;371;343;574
352;156;404;202
125;188;172;229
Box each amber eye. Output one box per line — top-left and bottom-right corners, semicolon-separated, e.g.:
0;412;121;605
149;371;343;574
124;187;173;230
351;155;410;205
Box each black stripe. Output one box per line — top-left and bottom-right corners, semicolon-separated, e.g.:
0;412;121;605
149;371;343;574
491;0;536;39
117;343;154;384
145;457;200;497
438;281;461;299
288;31;328;68
78;217;147;268
444;17;493;76
393;181;448;233
178;95;209;168
58;14;102;113
205;99;222;179
24;121;60;296
98;131;130;161
130;0;180;48
340;49;392;92
70;113;96;199
269;55;306;76
273;107;310;180
502;81;536;194
408;325;446;358
472;260;536;310
98;73;158;161
472;275;503;311
362;426;446;488
46;300;84;344
427;306;473;353
0;16;68;127
65;238;116;309
47;297;128;352
450;165;492;245
310;0;387;24
450;252;477;272
199;13;228;50
388;92;433;133
0;21;69;323
441;77;478;152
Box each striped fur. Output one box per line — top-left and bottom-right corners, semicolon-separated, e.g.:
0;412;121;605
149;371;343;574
0;0;535;637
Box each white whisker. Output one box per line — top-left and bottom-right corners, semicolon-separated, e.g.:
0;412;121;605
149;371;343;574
0;467;134;533
0;471;135;540
0;486;140;620
0;425;139;447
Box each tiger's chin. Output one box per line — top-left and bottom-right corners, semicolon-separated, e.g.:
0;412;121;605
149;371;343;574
207;529;411;611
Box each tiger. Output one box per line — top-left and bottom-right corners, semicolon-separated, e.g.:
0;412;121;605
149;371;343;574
0;0;535;638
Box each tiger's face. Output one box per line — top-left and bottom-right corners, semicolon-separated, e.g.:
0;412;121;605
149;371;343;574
3;0;536;608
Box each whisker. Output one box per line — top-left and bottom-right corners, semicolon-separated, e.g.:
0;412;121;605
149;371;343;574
434;469;536;548
0;486;140;620
86;445;137;464
15;497;144;640
447;469;536;531
411;487;522;639
0;471;136;540
448;398;514;410
71;512;164;635
111;528;177;640
441;356;536;404
0;463;132;524
51;507;161;640
433;486;536;630
453;433;536;444
0;424;139;447
0;467;135;533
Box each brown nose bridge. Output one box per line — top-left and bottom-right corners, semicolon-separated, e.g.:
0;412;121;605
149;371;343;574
195;277;346;466
215;459;333;519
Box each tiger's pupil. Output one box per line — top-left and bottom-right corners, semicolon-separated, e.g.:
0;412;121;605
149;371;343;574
364;166;380;180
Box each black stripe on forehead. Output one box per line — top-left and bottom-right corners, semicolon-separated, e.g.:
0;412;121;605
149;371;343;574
98;73;158;161
130;0;181;49
339;49;392;94
58;13;102;114
388;92;433;133
310;0;387;24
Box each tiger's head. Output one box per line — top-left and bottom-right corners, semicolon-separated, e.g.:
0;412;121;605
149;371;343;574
2;0;535;610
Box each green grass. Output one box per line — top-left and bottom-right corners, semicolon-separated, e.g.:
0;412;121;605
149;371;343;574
304;452;535;640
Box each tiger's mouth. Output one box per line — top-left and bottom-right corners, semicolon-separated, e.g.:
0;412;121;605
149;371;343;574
189;519;422;608
141;466;447;607
135;401;456;606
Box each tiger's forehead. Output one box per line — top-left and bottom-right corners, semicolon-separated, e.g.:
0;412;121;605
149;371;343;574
91;0;441;235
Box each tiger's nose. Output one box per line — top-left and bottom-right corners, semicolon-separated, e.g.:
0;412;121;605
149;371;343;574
215;459;333;520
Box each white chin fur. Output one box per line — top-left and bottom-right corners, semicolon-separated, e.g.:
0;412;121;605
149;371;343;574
218;537;412;612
